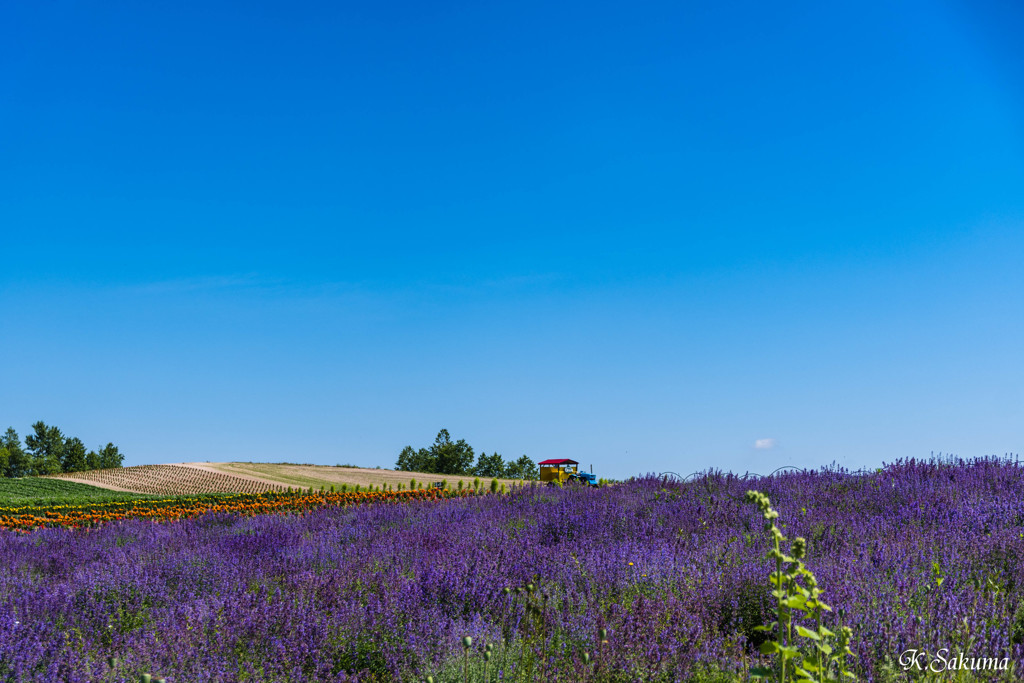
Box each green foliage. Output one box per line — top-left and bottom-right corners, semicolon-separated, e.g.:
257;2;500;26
718;578;773;652
97;442;124;469
395;431;540;481
25;421;64;475
932;561;945;589
503;455;539;480
745;490;856;683
431;429;475;475
0;478;159;506
2;423;124;477
61;437;89;473
473;451;506;478
396;445;430;472
1012;602;1024;645
2;428;31;477
395;429;476;475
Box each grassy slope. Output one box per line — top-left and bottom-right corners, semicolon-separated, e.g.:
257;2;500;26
189;462;522;491
0;478;158;506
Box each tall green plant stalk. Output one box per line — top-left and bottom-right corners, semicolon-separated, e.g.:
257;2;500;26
462;636;472;683
745;490;856;683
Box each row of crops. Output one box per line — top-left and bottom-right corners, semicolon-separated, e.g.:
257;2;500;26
0;487;471;532
0;477;161;506
46;464;285;495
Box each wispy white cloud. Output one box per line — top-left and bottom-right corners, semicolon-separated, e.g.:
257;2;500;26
127;274;276;295
754;438;776;450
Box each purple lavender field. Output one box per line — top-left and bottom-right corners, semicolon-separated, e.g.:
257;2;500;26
2;458;1022;682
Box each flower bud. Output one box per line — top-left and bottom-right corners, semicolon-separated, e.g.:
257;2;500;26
462;636;472;648
598;628;607;639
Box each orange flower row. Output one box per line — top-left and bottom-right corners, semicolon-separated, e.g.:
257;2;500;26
0;488;476;533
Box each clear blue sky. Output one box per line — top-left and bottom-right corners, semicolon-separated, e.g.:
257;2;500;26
2;1;1022;479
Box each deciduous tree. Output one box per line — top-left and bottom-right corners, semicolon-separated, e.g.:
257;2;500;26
1;428;31;477
61;436;89;473
395;445;432;472
97;443;123;469
25;421;64;475
430;429;474;475
505;455;538;480
473;451;506;478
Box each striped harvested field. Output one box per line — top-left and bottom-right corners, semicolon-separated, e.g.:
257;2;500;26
186;461;520;492
46;464;286;496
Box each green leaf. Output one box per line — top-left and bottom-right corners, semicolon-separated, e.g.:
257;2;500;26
752;625;774;633
796;625;821;640
793;667;819;683
750;667;774;678
842;671;857;679
759;641;780;655
818;626;835;638
784;595;808;610
816;642;833;656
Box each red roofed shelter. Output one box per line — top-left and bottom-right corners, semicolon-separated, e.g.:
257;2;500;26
538;458;579;484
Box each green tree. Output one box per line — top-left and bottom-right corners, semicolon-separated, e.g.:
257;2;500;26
61;436;89;473
25;421;64;475
396;429;477;475
97;443;123;469
395;445;433;472
0;446;8;478
505;455;538;480
86;449;101;470
473;451;506;478
430;429;474;475
1;428;30;477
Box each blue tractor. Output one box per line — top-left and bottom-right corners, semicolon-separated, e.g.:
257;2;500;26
566;471;599;487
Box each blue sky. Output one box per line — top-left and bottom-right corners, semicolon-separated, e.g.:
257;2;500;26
2;0;1022;479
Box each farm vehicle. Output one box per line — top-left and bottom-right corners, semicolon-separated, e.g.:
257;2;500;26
538;459;599;487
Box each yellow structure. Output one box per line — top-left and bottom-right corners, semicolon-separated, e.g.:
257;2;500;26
538;458;579;484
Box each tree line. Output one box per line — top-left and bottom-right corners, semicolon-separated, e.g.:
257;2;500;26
0;421;124;478
395;429;539;479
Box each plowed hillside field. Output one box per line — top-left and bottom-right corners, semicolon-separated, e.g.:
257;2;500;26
183;461;520;491
47;464;286;496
